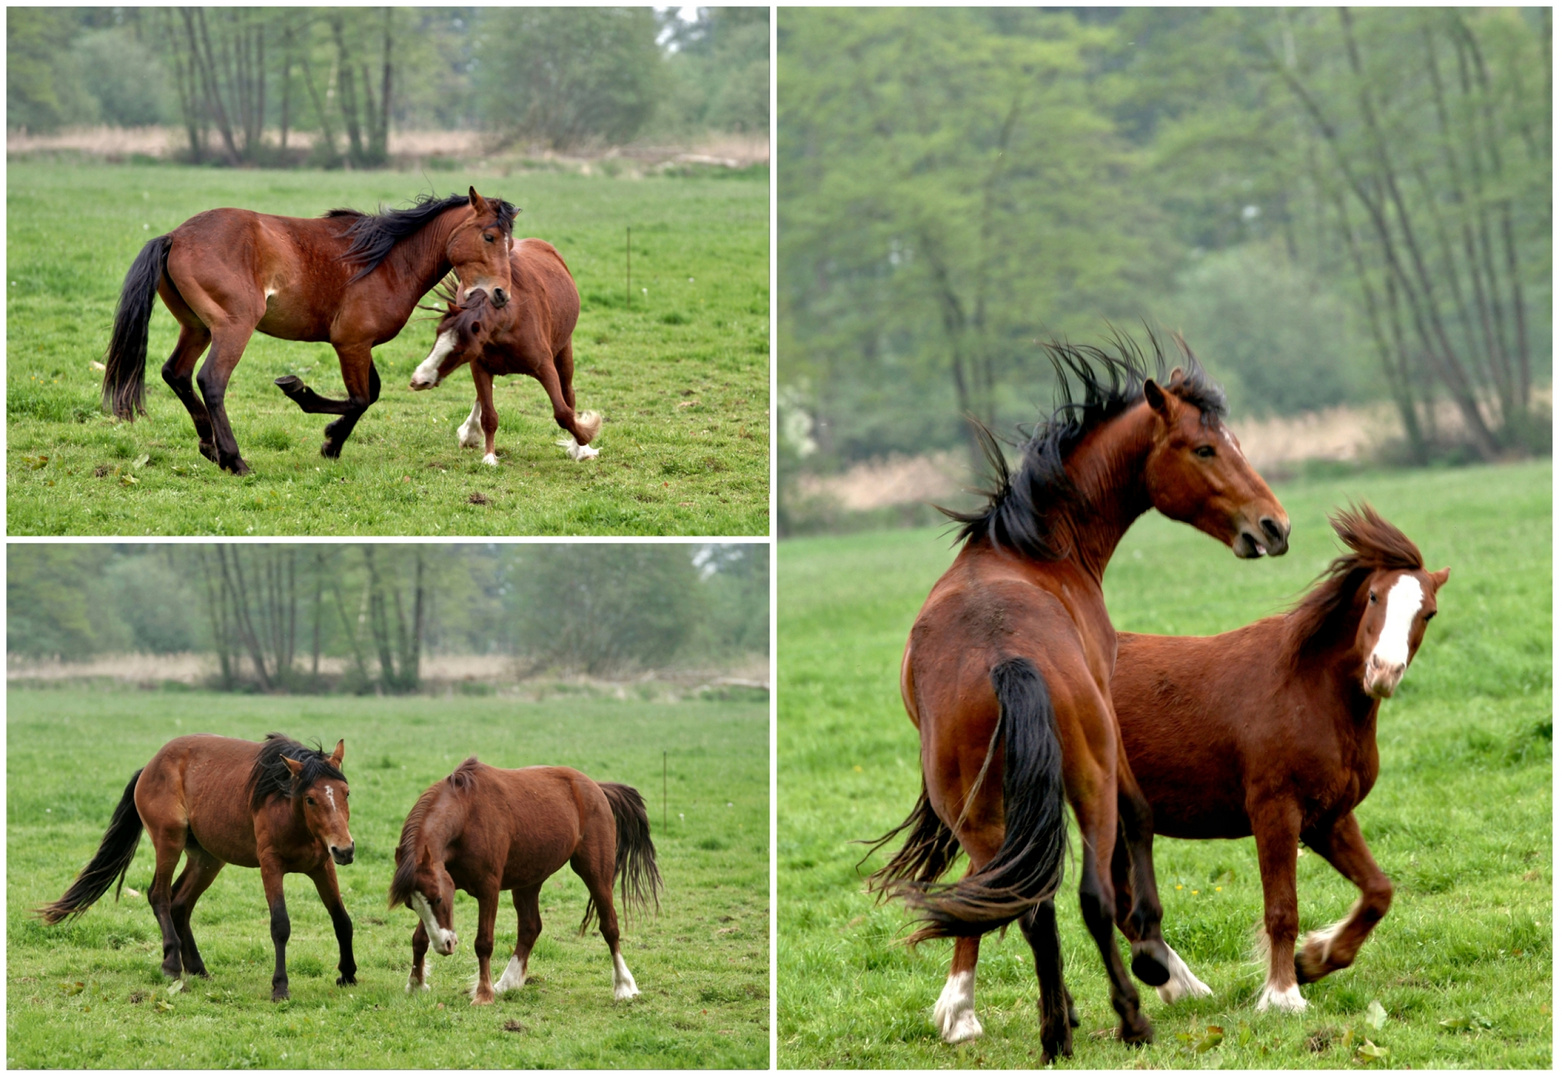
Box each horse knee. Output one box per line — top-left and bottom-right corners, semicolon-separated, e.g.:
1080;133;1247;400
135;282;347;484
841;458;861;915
1362;877;1393;922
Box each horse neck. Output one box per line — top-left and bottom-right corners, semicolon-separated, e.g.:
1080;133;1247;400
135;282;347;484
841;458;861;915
1290;609;1383;737
382;208;462;298
414;787;467;865
1051;407;1154;582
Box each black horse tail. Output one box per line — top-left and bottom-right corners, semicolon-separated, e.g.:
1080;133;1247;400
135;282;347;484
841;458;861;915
582;782;664;934
102;234;172;420
859;780;964;899
36;769;146;925
899;657;1068;944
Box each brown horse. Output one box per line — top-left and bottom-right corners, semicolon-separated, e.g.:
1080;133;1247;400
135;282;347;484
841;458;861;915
38;734;355;1002
1111;505;1448;1012
408;239;602;464
867;334;1290;1062
388;759;661;1006
101;188;516;474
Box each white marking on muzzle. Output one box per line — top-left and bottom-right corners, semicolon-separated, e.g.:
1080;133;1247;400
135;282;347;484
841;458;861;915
411;890;457;955
411;330;457;389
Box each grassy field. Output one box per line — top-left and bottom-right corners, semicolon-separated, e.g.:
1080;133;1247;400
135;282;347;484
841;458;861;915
778;459;1551;1069
7;163;768;536
8;690;768;1068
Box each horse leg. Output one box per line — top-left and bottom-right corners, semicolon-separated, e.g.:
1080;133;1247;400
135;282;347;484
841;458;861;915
407;920;432;992
1112;822;1211;1005
1019;899;1074;1064
308;862;357;987
470;888;500;1005
1250;802;1306;1012
457;399;484;451
539;345;601;460
470;366;501;466
170;844;224;978
574;850;639;1001
321;348;380;459
261;861;291;1002
195;324;258;475
1071;779;1154;1046
1296;812;1393;985
154;288;217;461
146;825;188;980
496;885;543;994
934;935;983;1043
1114;754;1172;989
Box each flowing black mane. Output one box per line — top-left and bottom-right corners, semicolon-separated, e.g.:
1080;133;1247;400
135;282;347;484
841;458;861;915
943;330;1228;561
1286;504;1426;656
326;192;519;283
247;733;346;811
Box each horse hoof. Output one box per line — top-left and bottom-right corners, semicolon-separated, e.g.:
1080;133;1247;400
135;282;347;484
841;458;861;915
1131;941;1172;987
222;457;251;476
337;973;357;987
471;990;495;1007
272;988;290;1003
1040;1032;1074;1063
1119;1015;1155;1046
320;442;342;459
274;375;305;396
198;442;219;464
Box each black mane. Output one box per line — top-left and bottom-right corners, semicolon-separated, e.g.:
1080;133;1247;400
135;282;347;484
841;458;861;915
943;329;1227;561
326;192;519;283
248;733;346;811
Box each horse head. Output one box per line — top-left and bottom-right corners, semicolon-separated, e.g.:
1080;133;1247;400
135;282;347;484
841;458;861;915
410;280;493;390
404;856;459;956
1329;507;1450;699
1141;366;1290;559
282;740;354;865
446;186;515;309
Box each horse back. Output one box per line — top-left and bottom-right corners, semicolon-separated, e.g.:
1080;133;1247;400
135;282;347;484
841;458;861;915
473;765;610;889
136;734;264;867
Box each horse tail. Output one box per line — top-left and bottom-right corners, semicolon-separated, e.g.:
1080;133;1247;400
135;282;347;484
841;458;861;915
581;781;663;934
899;657;1068;944
858;780;964;899
36;769;146;925
102;234;172;420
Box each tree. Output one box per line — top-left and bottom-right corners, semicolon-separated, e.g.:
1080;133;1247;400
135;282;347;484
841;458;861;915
6;9;98;132
475;7;664;149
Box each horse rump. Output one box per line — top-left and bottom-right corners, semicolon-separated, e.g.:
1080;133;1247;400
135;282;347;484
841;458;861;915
583;781;664;933
36;768;146;925
102;235;172;420
898;656;1068;944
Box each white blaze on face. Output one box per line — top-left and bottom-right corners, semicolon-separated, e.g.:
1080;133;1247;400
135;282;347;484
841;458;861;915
411;330;458;389
611;948;639;1002
1372;573;1424;671
933;968;982;1044
324;784;337;814
412;890;457;955
1217;422;1250;463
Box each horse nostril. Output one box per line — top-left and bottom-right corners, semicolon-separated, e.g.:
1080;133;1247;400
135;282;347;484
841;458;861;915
1260;516;1287;543
492;288;509;307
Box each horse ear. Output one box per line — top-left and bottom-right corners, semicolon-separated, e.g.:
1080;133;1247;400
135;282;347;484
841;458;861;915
468;186;489;214
1429;566;1451;589
329;740;345;769
281;756;304;777
1143;378;1173;419
1167;366;1185;384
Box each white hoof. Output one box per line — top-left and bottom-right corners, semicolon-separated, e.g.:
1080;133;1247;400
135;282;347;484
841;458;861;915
612;951;639;1001
1255;983;1308;1013
482;452;498;466
613;980;640;1003
556;436;598;461
933;970;982;1044
494;955;527;993
1156;945;1214;1004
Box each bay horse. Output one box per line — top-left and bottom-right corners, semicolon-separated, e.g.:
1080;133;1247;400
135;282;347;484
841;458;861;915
38;734;355;1002
101;188;517;474
1110;505;1448;1012
408;241;602;465
388;759;661;1006
866;333;1290;1062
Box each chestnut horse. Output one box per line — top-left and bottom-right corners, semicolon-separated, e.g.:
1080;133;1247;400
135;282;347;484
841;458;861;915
1111;505;1448;1012
388;759;661;1005
38;734;355;1002
408;240;602;464
866;335;1290;1062
101;188;516;474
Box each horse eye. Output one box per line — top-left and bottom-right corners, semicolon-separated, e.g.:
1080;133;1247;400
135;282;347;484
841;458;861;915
1193;445;1216;459
306;796;316;806
1368;591;1378;604
483;233;495;244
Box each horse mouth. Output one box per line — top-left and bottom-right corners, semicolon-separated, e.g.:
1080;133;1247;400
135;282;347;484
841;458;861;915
331;846;355;865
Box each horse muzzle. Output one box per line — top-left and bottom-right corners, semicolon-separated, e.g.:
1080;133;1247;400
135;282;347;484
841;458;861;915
1233;515;1290;559
435;930;457;955
1363;657;1406;699
331;843;355;865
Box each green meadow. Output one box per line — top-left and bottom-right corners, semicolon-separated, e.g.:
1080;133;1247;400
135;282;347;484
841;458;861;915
8;690;768;1069
778;460;1550;1068
7;163;768;536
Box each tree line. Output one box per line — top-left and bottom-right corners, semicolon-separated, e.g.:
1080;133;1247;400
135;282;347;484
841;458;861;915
778;7;1549;486
7;7;770;165
8;543;768;692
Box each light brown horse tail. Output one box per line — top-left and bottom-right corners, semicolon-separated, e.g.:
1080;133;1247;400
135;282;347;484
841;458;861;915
899;657;1068;944
36;768;145;925
102;234;173;421
584;782;664;933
